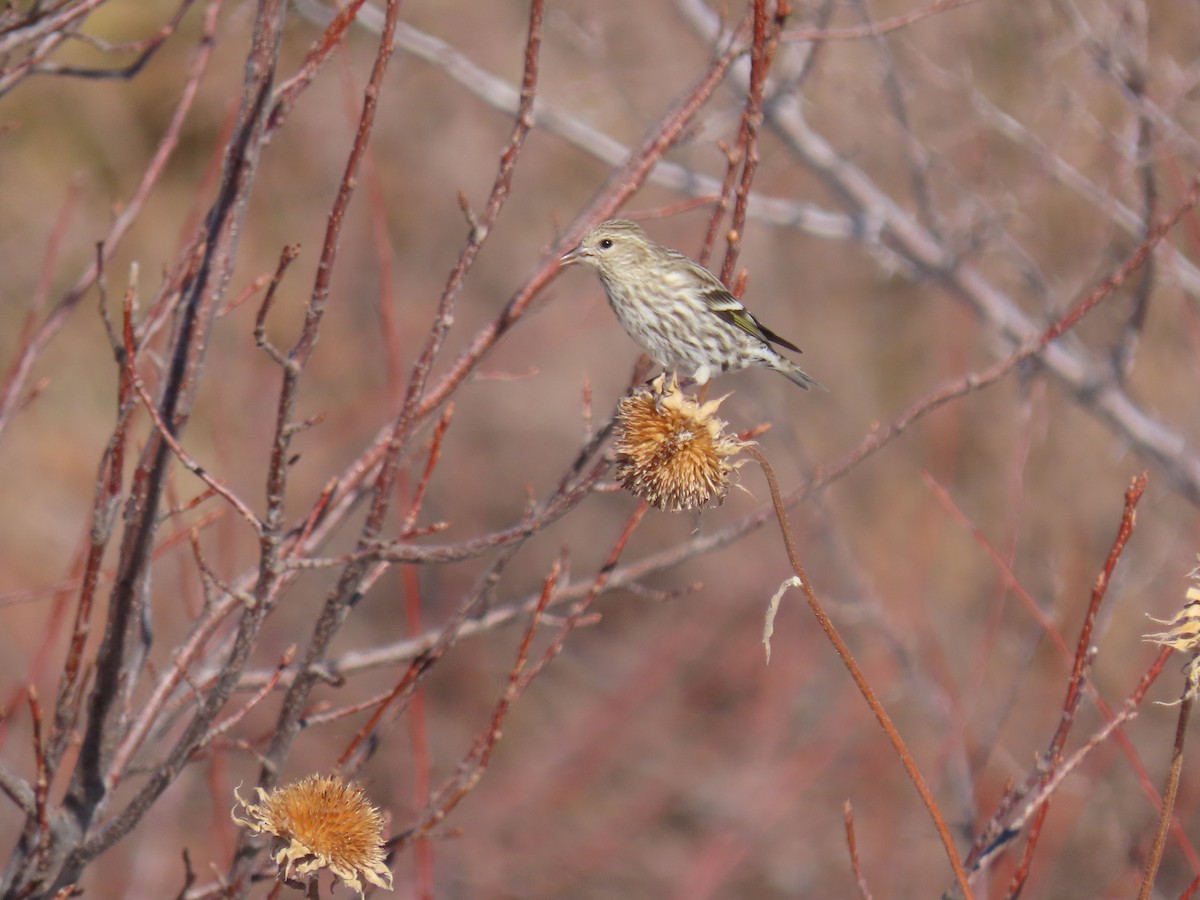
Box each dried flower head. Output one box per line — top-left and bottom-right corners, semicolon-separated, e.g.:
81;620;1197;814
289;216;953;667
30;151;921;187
1145;564;1200;701
232;775;392;896
614;375;746;511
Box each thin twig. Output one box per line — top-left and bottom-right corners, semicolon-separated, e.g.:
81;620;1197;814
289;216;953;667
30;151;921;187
1138;691;1193;900
1006;474;1147;894
966;645;1173;878
253;0;541;798
744;445;972;900
0;0;221;440
230;206;1186;693
843;800;874;900
719;0;778;285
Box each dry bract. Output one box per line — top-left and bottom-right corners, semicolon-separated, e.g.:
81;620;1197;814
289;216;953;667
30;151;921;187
614;375;747;511
232;775;393;896
1144;565;1200;701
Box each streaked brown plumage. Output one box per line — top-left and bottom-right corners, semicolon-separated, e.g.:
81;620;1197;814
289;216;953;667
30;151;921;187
561;220;823;390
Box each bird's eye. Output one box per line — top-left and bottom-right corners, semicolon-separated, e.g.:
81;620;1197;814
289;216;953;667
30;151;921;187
598;238;613;250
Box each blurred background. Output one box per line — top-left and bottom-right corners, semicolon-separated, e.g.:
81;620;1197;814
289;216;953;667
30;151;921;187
2;0;1200;896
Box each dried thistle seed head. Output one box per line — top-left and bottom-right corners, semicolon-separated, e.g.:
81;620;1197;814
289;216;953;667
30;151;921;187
1144;574;1200;653
1144;564;1200;701
232;775;393;896
614;375;746;512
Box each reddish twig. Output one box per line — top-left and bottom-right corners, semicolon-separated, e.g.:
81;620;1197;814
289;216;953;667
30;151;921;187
31;178;81;318
699;141;742;268
967;645;1174;879
400;498;645;850
255;0;543;796
398;556;566;845
1138;690;1194;900
268;0;371;129
923;473;1070;659
721;0;783;285
194;648;295;754
357;98;404;403
288;0;385;369
409;12;752;424
52;2;292;886
252;244;302;365
1063;476;1147;734
745;445;973;899
122;297;263;532
399;562;435;897
28;687;51;876
0;0;221;440
519;503;647;688
1006;474;1147;894
45;246;139;769
400;403;455;538
959;477;1188;884
812;181;1200;498
843;800;874;899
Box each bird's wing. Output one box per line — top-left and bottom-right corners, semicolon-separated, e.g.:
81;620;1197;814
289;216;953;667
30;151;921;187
702;287;803;354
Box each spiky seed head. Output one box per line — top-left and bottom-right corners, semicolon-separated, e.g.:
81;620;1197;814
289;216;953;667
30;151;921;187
614;375;747;511
1144;562;1200;702
232;775;393;896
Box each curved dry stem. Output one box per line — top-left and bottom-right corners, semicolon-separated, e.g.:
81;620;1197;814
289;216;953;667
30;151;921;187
744;445;973;900
1138;691;1194;900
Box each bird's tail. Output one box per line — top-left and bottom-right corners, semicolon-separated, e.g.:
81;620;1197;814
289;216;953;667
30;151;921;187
774;357;826;391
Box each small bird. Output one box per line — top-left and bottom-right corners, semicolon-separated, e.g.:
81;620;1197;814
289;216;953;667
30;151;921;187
560;219;824;391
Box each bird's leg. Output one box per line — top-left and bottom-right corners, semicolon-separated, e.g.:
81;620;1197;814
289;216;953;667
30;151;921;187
650;372;674;412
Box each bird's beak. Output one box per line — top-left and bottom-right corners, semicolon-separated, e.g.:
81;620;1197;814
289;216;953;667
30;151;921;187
560;244;584;266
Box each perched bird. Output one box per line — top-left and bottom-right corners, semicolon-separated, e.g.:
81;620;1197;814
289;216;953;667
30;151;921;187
561;219;824;391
